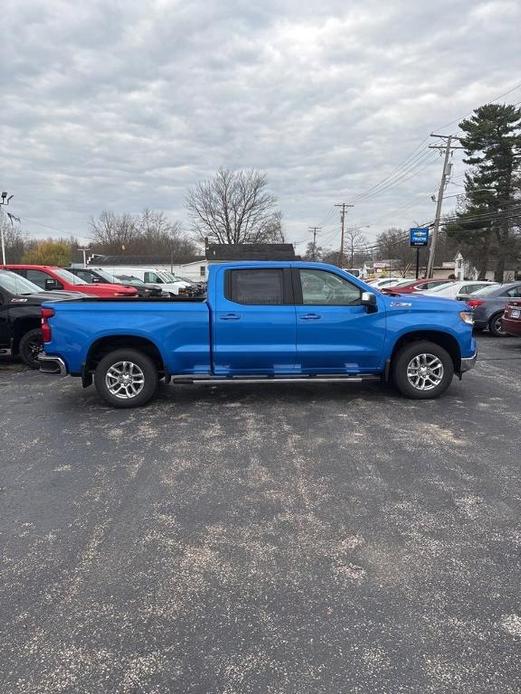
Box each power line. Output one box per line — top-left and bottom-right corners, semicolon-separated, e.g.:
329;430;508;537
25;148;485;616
353;149;434;203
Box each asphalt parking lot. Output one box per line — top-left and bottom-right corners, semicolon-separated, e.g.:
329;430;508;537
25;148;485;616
1;334;520;693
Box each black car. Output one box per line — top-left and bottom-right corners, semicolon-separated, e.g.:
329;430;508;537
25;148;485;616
66;267;163;297
0;270;80;368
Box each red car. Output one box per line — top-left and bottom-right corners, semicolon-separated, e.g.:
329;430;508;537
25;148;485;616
502;301;521;336
381;278;452;294
1;265;138;298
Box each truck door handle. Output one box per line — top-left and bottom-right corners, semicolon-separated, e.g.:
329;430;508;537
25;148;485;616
300;313;321;320
220;313;241;320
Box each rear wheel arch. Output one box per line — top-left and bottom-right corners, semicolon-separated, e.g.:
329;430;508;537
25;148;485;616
85;335;166;374
12;317;41;353
390;330;461;373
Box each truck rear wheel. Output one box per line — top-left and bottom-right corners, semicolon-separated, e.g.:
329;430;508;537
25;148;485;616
19;328;43;369
94;348;158;408
392;340;454;399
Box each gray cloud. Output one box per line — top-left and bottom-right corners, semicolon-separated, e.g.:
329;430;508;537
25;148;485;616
1;0;520;251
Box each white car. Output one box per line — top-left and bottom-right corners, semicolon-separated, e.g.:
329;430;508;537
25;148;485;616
368;277;405;289
422;280;497;300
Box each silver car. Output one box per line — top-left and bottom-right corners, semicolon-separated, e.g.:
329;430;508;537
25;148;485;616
467;282;521;336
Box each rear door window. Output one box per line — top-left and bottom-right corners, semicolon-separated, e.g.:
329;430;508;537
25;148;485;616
227;270;284;305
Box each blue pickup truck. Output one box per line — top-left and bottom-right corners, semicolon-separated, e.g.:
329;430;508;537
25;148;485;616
39;261;477;407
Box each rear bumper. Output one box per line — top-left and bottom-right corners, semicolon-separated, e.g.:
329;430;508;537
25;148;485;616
460;351;478;373
38;353;68;376
502;317;521;336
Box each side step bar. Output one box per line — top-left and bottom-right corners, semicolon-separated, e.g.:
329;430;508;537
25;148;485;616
172;374;380;385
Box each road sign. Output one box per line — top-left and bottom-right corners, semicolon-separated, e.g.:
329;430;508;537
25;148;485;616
409;227;429;247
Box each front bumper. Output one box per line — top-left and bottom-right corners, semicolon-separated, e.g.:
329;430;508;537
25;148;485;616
38;353;68;376
460;351;478;373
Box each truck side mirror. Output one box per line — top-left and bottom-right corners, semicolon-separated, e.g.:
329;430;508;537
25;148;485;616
361;291;377;311
45;278;61;291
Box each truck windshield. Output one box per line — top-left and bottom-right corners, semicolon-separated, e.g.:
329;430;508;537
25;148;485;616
115;275;145;286
54;268;88;285
0;270;43;295
160;271;180;283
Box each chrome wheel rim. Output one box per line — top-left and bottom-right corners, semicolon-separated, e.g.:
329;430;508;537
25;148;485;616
105;361;145;399
406;353;444;391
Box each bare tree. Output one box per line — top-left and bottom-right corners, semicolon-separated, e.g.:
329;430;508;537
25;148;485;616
344;228;368;267
90;211;138;254
89;209;199;262
0;218;26;263
186;168;283;244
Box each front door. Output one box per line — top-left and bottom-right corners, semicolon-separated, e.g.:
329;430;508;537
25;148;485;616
0;289;9;348
212;267;297;375
295;268;386;373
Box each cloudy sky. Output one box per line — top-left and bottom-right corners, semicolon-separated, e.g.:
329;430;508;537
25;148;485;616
2;0;520;251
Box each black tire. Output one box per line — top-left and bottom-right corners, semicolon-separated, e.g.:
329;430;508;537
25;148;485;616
94;348;158;408
19;328;43;369
392;340;454;400
488;312;507;337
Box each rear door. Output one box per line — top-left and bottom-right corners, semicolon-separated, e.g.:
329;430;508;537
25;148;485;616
294;268;386;373
212;267;297;375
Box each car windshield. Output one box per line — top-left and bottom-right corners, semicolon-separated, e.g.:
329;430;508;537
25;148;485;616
427;282;454;292
471;283;502;297
0;270;43;295
54;268;88;285
93;269;121;284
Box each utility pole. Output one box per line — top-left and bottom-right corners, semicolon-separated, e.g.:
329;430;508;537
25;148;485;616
335;202;353;267
426;134;464;278
308;226;321;260
0;192;14;265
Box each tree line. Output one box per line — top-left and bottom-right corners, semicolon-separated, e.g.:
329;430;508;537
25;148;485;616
2;103;520;274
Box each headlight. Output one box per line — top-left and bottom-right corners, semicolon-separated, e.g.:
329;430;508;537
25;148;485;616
459;311;474;325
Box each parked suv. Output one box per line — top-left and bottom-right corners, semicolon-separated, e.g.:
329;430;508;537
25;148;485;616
0;270;80;368
2;265;138;298
467;282;521;336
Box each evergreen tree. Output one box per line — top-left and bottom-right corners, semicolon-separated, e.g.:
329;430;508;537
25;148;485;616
445;104;521;280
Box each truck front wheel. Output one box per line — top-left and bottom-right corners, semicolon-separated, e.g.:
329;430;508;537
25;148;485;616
94;348;158;408
392;340;454;399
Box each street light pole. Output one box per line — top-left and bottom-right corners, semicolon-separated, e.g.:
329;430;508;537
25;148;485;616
0;192;14;265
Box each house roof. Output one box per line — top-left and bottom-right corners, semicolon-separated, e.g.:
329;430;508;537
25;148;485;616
206;244;298;261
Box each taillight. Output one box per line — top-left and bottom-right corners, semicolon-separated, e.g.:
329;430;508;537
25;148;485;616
41;307;55;342
466;299;485;309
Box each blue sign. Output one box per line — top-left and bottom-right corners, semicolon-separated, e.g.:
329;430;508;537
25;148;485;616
409;227;429;247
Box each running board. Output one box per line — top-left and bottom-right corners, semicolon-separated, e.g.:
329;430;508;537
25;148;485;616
172;374;380;385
